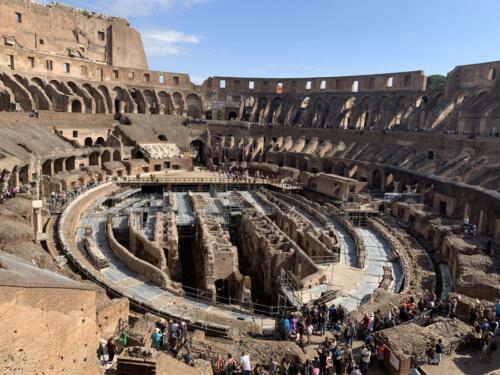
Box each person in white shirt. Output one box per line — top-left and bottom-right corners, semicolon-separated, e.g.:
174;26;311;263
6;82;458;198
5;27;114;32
360;345;371;374
240;351;251;375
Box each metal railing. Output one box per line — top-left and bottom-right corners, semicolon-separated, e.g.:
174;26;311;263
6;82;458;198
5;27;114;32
180;284;290;318
113;175;303;190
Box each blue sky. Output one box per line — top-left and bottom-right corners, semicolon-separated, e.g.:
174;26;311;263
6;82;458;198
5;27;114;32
59;0;499;83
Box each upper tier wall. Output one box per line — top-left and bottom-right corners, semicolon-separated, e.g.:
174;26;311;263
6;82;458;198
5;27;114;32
203;71;427;94
445;60;500;98
0;0;148;70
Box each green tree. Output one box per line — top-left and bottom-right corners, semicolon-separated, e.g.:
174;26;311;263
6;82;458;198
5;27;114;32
427;75;446;90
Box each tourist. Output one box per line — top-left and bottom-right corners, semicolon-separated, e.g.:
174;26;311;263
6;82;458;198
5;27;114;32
151;328;162;350
279;357;290;375
106;339;116;363
360;344;371;374
214;354;225;374
240;351;251;375
350;365;362;375
375;344;385;368
267;356;279;375
433;339;444;365
225;353;238;375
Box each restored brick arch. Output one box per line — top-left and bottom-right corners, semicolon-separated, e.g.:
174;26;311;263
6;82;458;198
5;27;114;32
186;93;202;119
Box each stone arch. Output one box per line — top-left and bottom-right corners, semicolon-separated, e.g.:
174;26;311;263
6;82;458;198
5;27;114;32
42;159;53;176
357;96;372;129
19;165;29;185
113;150;121;161
375;95;394;129
0;73;34;111
241;96;255;121
69;99;83;113
129;88;146;114
186;93;203;119
389;95;410;128
256;97;269;123
0;87;12;111
311;96;327;128
112;87;130;113
172;92;185;116
84;137;93;147
101;150;111;165
158;91;174;115
335;162;347;176
83;83;107;113
143;89;159;114
269;96;283;124
372;169;382;190
65;156;76;171
15;75;51;111
54;158;65;174
98;85;112;113
95;137;105;146
67;81;93;113
89;151;100;166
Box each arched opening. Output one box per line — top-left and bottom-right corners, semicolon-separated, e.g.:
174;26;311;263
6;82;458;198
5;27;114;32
112;87;128;113
241;96;255;121
0;90;11;111
89;152;100;166
42;160;53;176
173;92;184;116
65;156;76;171
143;89;158;114
84;137;93;147
129;89;145;114
70;100;82;113
158;134;168;141
190;140;205;165
113;150;121;161
101;150;111;165
372;169;382;190
335;162;346;176
19;165;29;185
228;111;238;121
54;158;65;174
95;137;105;146
215;279;230;302
158;92;173;115
186;94;202;119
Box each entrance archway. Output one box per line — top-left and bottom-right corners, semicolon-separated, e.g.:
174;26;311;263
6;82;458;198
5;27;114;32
190;140;205;165
70;100;83;113
84;137;93;147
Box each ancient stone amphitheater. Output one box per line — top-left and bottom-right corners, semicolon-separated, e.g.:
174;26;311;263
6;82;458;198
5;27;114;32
0;1;499;375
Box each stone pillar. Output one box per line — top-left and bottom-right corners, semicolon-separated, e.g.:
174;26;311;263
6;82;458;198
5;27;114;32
32;200;44;241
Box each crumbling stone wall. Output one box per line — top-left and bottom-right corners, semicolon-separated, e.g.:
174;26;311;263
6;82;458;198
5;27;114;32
107;216;173;290
157;210;182;281
0;286;100;375
128;212;167;271
239;209;325;299
189;192;249;302
257;189;339;261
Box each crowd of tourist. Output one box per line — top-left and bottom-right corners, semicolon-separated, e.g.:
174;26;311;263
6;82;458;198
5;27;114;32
0;186;20;203
48;180;98;211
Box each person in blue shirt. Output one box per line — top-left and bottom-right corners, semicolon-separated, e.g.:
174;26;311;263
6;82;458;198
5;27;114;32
151;328;162;350
495;300;500;319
